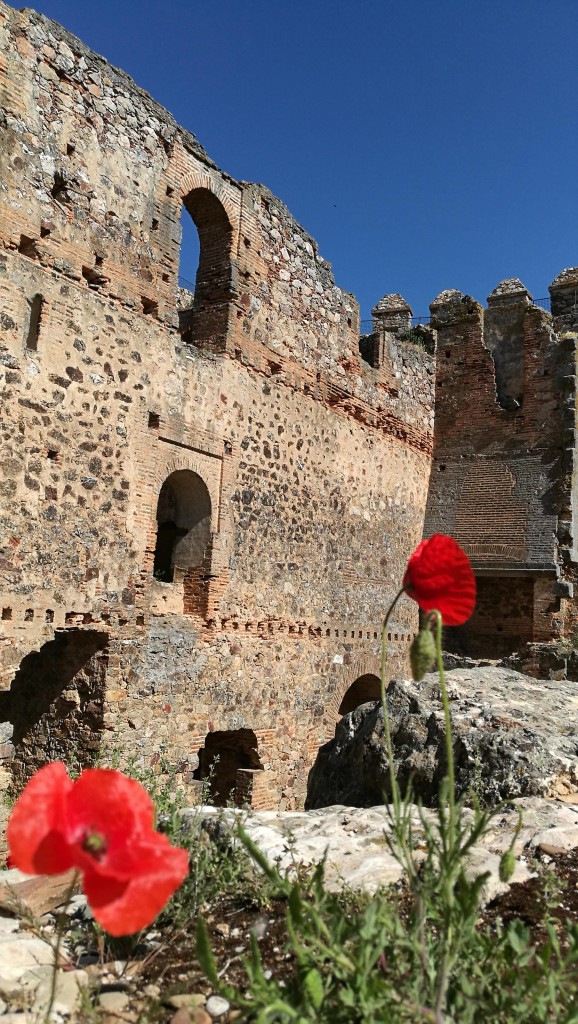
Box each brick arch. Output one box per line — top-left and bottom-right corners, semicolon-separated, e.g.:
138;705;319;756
177;178;237;348
326;655;382;723
178;172;240;237
143;453;221;572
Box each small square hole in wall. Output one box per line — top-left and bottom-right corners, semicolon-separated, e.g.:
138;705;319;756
162;273;169;282
18;235;40;260
243;237;251;248
166;185;174;196
40;223;51;238
151;219;159;231
1;608;12;621
141;297;158;317
148;411;160;429
82;266;106;289
66;143;75;156
95;254;104;267
47;449;59;461
24;608;34;621
45;609;54;623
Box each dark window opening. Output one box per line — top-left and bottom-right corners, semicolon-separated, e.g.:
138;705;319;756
2;608;12;621
178;188;233;349
26;293;44;351
66;142;75;156
153;469;212;587
194;728;263;806
148;412;160;430
338;673;381;715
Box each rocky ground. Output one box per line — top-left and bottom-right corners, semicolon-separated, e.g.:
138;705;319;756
3;794;578;1023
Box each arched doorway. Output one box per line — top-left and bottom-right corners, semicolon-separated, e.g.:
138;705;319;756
338;673;381;715
178;188;233;348
194;729;263;807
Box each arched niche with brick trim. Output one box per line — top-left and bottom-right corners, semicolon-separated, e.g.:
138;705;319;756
178;185;236;350
152;469;213;617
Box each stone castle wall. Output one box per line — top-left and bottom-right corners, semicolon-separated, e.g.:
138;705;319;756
424;277;578;658
0;2;434;807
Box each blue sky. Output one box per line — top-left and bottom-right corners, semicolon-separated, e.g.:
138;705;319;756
23;0;578;321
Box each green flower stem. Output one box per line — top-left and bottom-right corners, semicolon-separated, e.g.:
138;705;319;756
433;610;455;1022
434;611;455;836
380;587;406;816
45;870;79;1024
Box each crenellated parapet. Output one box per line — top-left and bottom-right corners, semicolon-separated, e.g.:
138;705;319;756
550;267;578;330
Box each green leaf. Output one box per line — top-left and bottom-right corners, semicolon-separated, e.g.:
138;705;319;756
303;968;324;1010
196;915;220;987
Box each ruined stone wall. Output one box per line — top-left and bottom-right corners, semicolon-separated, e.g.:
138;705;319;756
0;2;434;807
425;279;578;657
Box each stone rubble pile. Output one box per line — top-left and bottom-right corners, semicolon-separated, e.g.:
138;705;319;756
306;667;578;808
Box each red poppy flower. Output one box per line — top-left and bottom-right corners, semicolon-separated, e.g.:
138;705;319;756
7;762;189;936
403;534;476;626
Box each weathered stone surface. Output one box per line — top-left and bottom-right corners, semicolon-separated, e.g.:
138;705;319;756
306;668;578;809
192;795;578;903
0;867;79;917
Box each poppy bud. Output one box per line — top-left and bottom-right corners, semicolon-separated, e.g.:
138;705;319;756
409;628;436;682
499;849;516;884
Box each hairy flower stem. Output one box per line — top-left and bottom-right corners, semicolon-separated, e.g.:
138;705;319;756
45;871;79;1024
433;610;455;1022
380;587;406;816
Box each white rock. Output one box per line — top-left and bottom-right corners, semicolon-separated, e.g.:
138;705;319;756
206;994;230;1017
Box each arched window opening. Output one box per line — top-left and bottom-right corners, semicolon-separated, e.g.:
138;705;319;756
178;188;233;348
194;728;263;807
177;204;199;303
338;673;381;715
153;469;212;585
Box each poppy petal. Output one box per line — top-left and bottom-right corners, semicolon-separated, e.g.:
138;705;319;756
7;762;75;874
403;534;476;626
64;768;157;875
83;839;189;935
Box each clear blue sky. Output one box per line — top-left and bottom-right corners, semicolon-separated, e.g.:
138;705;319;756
21;0;578;321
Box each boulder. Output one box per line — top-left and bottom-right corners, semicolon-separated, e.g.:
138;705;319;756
306;667;578;809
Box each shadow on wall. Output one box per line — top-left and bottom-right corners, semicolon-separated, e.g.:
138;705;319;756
0;630;109;793
194;728;263;807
